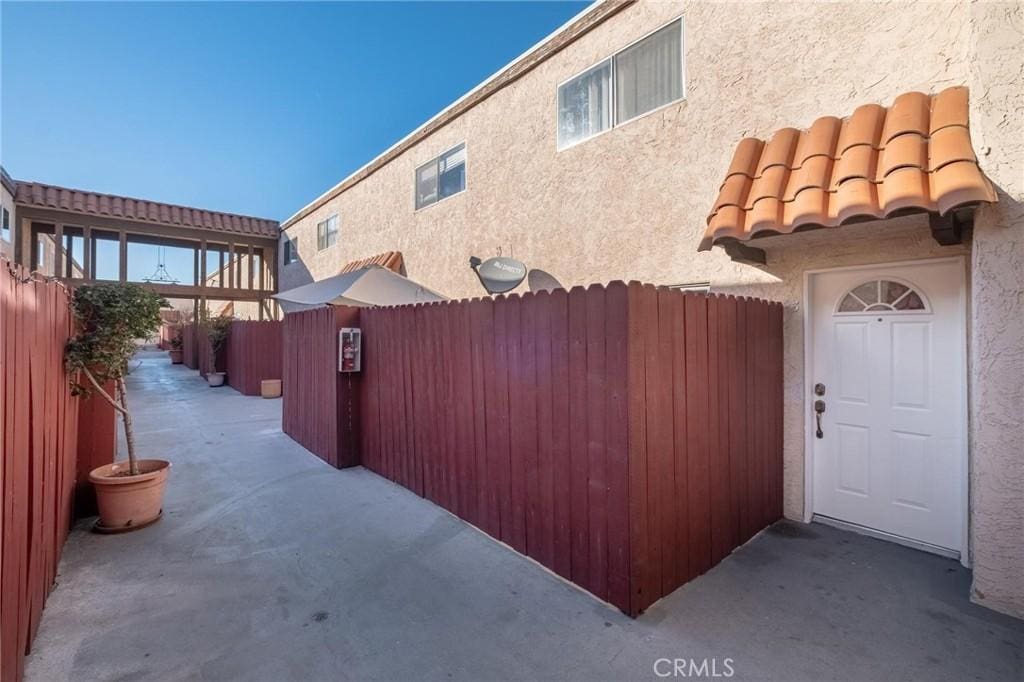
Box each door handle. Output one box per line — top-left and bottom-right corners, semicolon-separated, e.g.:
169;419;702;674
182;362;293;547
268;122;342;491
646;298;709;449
814;399;826;438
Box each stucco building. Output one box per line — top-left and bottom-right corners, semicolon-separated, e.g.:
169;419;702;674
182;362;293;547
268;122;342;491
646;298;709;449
279;0;1023;619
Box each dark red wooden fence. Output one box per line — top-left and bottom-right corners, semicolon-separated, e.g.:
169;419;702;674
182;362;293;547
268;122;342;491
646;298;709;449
1;262;81;682
225;321;283;396
181;322;201;370
181;323;220;377
282;307;360;468
356;282;783;616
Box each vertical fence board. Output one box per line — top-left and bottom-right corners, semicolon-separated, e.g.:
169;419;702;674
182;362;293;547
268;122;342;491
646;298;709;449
504;296;527;553
567;287;590;589
468;299;491;535
585;285;608;601
627;283;652;614
519;295;540;560
668;288;689;589
653;288;676;596
549;289;572;580
532;292;556;571
684;293;712;579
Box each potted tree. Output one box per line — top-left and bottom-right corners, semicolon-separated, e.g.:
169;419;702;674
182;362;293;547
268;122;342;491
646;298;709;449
65;283;171;533
168;325;184;364
202;310;233;387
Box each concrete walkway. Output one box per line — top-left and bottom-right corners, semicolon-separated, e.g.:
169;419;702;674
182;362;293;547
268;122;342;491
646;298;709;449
26;351;1022;681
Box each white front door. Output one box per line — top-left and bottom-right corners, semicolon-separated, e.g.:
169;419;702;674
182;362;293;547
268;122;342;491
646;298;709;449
809;258;966;554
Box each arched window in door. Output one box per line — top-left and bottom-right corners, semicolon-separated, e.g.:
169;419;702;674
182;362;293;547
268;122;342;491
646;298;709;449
835;279;928;314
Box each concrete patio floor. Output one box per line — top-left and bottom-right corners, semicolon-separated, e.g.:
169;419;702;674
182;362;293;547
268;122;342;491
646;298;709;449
26;351;1022;681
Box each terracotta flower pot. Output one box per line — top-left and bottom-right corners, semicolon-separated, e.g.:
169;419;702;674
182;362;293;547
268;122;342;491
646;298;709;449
89;459;171;532
261;379;282;399
208;372;226;387
169;349;183;364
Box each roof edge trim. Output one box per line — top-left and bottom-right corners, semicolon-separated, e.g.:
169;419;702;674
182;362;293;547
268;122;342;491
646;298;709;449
281;0;634;230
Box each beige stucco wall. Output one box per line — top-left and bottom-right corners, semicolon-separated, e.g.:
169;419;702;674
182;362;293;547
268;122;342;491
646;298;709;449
964;1;1024;619
282;1;1023;617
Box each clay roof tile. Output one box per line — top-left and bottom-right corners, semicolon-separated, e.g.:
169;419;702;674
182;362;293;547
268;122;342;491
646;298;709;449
13;181;279;238
700;86;996;252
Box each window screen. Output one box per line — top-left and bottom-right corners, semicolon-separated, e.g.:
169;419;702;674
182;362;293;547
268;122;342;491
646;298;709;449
615;20;683;123
557;60;612;148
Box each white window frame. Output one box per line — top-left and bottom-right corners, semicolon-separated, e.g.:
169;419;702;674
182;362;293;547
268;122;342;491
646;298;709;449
1;207;9;243
414;142;467;211
317;215;338;251
556;16;685;151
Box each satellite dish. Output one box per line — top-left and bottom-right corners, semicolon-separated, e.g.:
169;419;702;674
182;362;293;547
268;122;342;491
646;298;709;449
527;269;563;293
470;256;527;294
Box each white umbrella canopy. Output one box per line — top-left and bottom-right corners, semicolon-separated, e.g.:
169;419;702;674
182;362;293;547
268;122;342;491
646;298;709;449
273;265;448;308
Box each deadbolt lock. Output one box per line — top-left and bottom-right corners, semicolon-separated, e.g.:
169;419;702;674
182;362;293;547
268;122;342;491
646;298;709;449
814;383;826;396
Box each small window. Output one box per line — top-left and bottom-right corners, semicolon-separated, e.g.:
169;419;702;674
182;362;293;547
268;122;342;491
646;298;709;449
557;60;612;148
557;18;683;149
836;279;928;314
416;143;466;209
282;235;298;265
1;207;9;242
317;216;338;251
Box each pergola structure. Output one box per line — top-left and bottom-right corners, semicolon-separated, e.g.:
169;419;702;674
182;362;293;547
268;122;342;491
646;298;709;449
10;180;281;320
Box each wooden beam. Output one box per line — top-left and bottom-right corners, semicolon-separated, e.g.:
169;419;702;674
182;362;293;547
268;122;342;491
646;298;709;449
18;216;32;268
219;249;225;288
83;225;92;278
258;246;265;292
54;222;64;278
119;231;127;282
228;242;235;289
929;210;970;246
722;240;767;265
200;239;208;287
247;244;255;291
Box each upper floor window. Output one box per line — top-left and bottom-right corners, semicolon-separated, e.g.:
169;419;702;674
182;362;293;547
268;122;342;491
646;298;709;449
317;215;338;251
416;143;466;209
282;234;298;265
557;18;683;149
1;207;9;243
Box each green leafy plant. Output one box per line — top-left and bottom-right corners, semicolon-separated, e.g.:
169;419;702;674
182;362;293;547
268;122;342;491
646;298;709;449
65;283;167;475
199;307;233;373
169;325;184;351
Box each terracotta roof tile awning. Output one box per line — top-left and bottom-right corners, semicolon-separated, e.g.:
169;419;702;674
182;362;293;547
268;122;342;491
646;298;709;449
15;181;280;238
339;250;405;275
700;86;997;252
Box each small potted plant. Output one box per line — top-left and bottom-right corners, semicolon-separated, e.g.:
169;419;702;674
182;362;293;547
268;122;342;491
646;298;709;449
168;325;184;364
65;282;171;533
202;310;233;387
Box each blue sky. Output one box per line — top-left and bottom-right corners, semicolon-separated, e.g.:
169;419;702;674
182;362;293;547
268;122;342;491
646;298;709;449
1;0;589;226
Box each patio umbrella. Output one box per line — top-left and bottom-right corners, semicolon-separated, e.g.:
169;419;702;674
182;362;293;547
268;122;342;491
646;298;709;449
272;265;448;307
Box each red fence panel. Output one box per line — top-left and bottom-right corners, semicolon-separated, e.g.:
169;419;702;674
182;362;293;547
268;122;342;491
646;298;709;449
0;262;82;682
355;282;783;617
282;307;360;468
224;321;282;396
